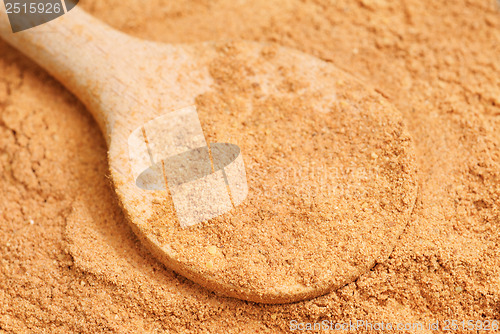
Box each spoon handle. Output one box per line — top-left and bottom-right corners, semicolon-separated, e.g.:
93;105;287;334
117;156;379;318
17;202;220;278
0;5;133;136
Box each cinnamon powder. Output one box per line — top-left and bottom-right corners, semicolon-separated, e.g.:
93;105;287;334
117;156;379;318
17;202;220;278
1;0;499;332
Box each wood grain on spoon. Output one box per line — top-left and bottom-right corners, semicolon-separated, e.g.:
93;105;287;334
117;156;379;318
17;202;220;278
0;6;418;303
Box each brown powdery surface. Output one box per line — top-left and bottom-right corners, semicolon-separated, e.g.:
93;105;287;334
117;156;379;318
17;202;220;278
0;0;499;332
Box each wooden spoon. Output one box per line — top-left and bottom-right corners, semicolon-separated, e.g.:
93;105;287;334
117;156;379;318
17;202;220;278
0;6;418;303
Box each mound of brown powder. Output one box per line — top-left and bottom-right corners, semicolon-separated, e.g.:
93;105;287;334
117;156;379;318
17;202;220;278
1;0;499;332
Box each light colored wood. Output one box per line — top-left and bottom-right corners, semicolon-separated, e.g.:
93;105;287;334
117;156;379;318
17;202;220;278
0;5;418;304
0;6;194;140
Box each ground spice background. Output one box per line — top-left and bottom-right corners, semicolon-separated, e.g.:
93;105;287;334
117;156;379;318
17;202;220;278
0;0;499;332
